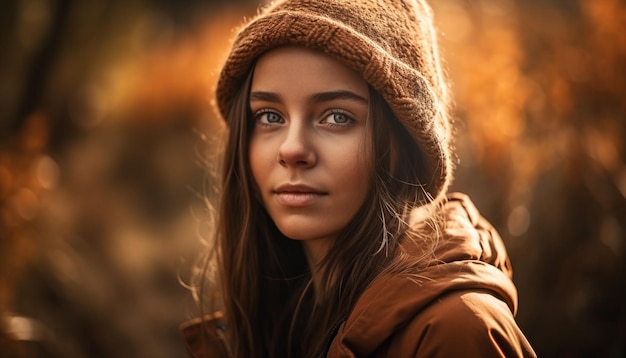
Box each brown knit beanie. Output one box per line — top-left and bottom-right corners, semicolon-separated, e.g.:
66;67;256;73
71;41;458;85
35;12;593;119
216;0;453;203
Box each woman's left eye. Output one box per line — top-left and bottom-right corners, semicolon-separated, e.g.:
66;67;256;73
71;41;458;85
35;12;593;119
322;111;354;126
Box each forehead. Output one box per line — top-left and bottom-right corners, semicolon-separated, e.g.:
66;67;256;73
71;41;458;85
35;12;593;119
251;46;369;97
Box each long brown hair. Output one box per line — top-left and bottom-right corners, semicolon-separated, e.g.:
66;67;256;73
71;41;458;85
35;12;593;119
194;64;443;357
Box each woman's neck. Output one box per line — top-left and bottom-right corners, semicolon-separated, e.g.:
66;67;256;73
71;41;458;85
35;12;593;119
302;239;333;301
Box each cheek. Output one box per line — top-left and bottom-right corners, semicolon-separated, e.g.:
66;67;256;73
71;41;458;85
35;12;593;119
334;143;372;201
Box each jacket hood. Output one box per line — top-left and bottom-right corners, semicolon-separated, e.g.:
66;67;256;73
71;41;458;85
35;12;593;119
331;192;518;355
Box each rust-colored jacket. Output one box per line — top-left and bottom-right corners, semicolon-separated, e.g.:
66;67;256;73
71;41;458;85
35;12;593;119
181;193;536;357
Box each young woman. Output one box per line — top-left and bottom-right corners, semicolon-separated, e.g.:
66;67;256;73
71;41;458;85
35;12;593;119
182;0;535;357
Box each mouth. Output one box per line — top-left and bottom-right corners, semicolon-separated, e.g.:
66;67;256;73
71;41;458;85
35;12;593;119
273;184;327;207
274;183;325;194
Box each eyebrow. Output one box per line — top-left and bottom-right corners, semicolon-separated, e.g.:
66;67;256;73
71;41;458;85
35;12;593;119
249;90;369;105
249;91;282;103
309;90;369;105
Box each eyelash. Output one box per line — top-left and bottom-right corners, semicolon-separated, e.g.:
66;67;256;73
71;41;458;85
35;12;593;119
254;109;283;127
322;109;355;128
252;108;356;128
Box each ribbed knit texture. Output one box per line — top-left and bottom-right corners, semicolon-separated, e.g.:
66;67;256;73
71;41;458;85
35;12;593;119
216;0;453;203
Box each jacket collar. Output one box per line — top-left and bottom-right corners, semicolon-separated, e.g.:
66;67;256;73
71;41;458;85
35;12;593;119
330;193;518;356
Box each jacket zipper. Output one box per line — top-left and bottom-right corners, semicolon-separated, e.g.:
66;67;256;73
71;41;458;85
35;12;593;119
323;315;347;357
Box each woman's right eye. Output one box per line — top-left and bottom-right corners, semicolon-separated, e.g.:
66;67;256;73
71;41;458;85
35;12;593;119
255;110;283;125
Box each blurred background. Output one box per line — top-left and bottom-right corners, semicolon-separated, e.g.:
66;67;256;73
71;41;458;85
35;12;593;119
0;0;624;356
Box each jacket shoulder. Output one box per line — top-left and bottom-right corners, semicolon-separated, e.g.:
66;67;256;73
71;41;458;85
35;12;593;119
387;290;536;357
179;313;229;358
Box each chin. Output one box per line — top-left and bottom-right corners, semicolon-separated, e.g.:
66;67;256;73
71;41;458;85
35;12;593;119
274;223;333;242
278;227;321;241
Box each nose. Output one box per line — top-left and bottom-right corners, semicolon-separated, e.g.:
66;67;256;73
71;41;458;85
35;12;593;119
277;122;316;168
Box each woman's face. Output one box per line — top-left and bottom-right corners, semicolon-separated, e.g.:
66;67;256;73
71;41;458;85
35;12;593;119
249;46;371;262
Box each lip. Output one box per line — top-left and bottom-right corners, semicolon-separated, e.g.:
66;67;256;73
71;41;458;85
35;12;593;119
273;183;327;207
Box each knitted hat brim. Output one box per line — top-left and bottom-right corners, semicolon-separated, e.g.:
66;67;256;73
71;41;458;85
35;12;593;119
216;11;449;202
